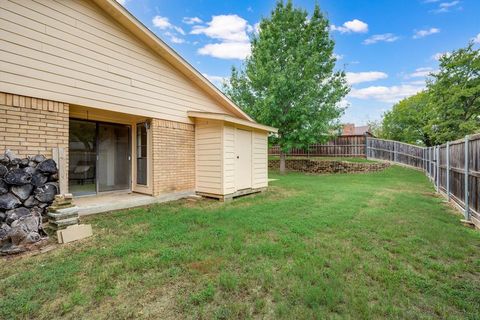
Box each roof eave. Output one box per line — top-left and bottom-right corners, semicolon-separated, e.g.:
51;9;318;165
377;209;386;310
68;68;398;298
91;0;254;122
188;111;278;133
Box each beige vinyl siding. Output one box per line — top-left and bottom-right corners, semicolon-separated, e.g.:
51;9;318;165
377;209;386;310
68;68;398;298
0;0;235;123
223;125;236;194
252;131;268;189
195;120;223;194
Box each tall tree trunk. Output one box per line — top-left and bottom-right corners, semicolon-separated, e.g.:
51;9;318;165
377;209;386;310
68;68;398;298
280;151;286;174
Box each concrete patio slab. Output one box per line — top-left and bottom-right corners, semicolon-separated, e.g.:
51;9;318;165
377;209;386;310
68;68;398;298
75;190;195;216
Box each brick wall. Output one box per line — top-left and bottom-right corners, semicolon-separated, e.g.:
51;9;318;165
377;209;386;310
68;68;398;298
0;92;69;159
268;159;390;174
152;119;195;196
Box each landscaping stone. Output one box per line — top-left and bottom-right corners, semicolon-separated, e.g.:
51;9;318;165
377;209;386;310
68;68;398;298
0;181;8;195
0;164;7;177
0;193;21;210
4;168;32;185
32;155;46;163
36;159;58;174
0;150;59;254
31;171;48;187
5;207;30;225
268;159;390;174
34;183;58;203
11;184;34;201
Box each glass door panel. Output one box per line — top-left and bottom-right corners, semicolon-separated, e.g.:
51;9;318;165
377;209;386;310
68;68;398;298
97;123;131;192
69;120;97;196
136;123;148;185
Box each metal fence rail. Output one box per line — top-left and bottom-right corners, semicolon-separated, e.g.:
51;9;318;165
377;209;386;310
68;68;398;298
366;135;480;228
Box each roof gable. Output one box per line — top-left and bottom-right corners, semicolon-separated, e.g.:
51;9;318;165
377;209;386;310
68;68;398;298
91;0;253;122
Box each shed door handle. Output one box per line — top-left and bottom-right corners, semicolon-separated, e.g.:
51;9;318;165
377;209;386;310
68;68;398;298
237;156;239;159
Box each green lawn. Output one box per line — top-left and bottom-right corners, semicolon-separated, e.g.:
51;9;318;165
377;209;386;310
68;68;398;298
1;167;480;319
268;156;376;163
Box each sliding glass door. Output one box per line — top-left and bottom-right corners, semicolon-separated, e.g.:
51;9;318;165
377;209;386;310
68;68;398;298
69;119;131;196
69;120;97;196
97;123;131;192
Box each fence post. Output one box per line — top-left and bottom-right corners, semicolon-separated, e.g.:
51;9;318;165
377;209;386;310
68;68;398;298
464;135;470;221
446;142;450;201
365;134;369;159
436;146;440;192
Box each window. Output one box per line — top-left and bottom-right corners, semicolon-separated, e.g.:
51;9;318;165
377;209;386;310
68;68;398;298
136;123;148;185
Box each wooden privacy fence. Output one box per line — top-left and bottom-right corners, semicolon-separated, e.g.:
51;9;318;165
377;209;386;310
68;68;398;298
366;135;480;228
269;135;368;157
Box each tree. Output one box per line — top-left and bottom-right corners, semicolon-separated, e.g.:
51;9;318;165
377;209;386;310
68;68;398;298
381;91;434;146
224;1;349;173
427;43;480;144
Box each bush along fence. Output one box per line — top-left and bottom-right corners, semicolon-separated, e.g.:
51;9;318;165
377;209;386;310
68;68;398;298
366;135;480;229
269;135;368;157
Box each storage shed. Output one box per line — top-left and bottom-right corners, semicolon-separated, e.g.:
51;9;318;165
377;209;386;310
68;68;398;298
189;112;277;200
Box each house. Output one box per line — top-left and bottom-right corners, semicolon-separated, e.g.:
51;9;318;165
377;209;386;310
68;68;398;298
0;0;276;207
341;123;372;136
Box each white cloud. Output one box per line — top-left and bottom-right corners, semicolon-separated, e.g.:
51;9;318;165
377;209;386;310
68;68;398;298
334;53;344;61
413;27;440;39
433;1;460;13
253;22;260;34
202;73;227;87
473;33;480;44
349;84;425;103
116;0;127;5
198;42;251;60
363;33;399;45
152;16;185;35
408;67;436;78
191;15;252;42
346;72;388;85
432;51;451;60
182;17;203;25
331;19;368;34
191;15;254;60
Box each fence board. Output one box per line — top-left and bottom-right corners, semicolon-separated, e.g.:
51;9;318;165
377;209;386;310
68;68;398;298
366;135;480;228
268;135;368;158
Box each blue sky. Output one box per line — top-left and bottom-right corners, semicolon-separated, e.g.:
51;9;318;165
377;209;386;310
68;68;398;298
118;0;480;125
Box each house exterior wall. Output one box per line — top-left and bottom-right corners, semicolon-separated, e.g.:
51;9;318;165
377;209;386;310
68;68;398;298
0;92;69;159
152;119;195;196
195;120;224;195
0;0;235;124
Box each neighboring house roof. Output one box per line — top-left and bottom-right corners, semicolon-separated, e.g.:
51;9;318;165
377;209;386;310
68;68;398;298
341;124;371;136
188;112;278;133
353;125;371;135
91;0;254;122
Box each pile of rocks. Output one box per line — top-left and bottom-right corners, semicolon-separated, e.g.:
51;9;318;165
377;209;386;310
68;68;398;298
268;159;391;174
0;150;59;254
47;194;79;230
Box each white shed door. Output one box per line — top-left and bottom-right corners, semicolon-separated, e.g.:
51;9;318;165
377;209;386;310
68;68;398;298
235;129;252;190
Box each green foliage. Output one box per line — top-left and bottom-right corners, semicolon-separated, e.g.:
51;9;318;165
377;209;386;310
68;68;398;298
381;91;433;146
380;43;480;145
427;43;480;144
224;1;349;152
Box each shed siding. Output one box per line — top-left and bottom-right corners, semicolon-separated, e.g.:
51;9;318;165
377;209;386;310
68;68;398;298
223;125;236;194
195;120;223;194
0;0;234;123
252;131;268;189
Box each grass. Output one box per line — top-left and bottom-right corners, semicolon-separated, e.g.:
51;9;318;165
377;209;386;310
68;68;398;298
1;166;480;319
268;156;376;163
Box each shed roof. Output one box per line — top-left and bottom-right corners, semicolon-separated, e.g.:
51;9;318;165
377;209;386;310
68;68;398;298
188;112;278;133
